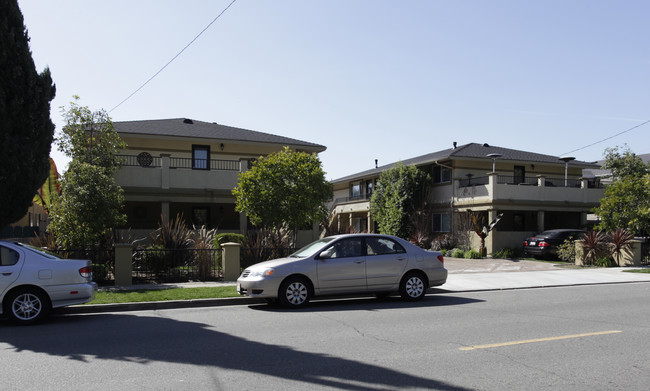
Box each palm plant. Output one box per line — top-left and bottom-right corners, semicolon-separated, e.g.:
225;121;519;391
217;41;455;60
580;231;609;265
609;228;635;266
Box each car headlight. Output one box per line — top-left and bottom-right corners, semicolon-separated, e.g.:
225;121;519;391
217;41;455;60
249;268;275;278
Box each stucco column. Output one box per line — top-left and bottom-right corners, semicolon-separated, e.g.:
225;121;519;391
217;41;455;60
367;212;373;233
221;242;241;281
113;243;133;286
337;213;341;232
537;175;546;187
161;201;170;222
160;153;171;190
537;211;545;232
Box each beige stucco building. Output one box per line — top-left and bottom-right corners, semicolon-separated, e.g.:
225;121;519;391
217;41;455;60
330;143;604;254
112;118;326;243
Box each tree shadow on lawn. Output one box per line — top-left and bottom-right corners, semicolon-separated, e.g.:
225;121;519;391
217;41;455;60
2;310;474;391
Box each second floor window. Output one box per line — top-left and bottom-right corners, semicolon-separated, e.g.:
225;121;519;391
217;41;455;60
433;166;451;184
192;145;210;170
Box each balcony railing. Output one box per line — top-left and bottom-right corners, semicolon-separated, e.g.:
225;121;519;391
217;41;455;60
117;154;239;171
458;175;602;188
333;193;372;205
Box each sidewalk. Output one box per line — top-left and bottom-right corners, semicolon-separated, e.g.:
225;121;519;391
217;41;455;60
65;258;650;314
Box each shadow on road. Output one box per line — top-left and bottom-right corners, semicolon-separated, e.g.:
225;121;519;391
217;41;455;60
2;309;473;391
249;294;484;313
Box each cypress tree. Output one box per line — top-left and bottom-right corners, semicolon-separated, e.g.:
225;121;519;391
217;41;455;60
0;0;56;229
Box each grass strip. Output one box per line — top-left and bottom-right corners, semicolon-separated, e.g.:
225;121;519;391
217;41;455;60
623;268;650;274
89;286;240;304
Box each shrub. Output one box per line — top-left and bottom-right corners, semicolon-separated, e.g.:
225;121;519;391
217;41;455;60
580;231;609;265
594;257;616;267
465;249;481;259
214;233;245;249
440;249;448;256
92;263;109;283
450;248;465;258
556;239;577;262
491;247;522;259
609;228;635;266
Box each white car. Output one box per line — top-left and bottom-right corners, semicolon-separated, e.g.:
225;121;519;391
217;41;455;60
237;234;447;308
0;241;97;325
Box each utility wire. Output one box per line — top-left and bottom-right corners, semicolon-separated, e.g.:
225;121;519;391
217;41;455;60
108;0;238;113
560;118;650;157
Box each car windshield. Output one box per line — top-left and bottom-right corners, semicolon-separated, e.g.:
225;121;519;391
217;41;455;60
16;242;61;259
290;237;336;258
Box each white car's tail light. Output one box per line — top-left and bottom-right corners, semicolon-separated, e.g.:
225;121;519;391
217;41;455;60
437;255;444;264
79;266;92;279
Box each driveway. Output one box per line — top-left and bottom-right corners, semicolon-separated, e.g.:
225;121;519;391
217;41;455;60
445;257;561;273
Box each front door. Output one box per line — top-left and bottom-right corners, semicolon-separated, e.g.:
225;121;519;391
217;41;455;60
316;237;366;293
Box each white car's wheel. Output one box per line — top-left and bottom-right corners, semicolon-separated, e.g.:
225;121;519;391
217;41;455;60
279;277;311;308
5;288;51;325
399;272;427;301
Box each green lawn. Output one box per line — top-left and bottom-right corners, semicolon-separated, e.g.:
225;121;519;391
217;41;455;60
623;268;650;274
89;286;240;304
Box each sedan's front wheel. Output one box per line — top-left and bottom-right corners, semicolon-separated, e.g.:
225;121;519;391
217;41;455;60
5;288;51;325
279;277;311;308
399;272;427;301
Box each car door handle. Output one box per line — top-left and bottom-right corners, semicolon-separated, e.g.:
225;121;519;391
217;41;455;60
2;272;12;276
354;259;365;263
396;257;407;261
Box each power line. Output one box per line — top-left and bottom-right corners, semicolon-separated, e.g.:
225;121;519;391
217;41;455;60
560;118;650;156
108;0;238;114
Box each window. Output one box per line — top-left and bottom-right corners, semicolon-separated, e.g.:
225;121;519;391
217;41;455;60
192;145;210;170
328;238;363;258
366;237;405;255
365;180;373;197
349;182;361;199
432;213;451;232
0;246;20;266
433;166;451;184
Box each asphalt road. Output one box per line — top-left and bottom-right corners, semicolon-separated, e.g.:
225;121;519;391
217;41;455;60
2;283;649;390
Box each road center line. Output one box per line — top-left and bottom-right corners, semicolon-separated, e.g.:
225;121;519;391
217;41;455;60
460;330;622;351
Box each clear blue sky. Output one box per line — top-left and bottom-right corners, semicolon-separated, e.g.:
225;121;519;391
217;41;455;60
18;0;650;180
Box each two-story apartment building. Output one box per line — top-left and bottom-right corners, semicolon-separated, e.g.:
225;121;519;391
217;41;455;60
330;142;604;254
113;118;326;240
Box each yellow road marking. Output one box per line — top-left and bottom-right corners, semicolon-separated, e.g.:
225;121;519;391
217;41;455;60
460;330;622;351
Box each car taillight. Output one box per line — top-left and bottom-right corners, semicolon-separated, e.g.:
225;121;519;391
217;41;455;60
523;240;528;246
538;241;550;247
79;266;92;279
437;255;444;264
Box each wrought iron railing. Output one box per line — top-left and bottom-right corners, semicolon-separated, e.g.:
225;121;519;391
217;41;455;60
116;154;239;171
131;247;222;283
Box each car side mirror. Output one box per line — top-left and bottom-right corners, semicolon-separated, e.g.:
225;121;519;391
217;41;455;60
319;248;335;259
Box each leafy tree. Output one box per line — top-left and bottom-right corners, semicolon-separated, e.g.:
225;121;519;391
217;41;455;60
370;162;430;238
0;0;56;229
233;147;332;234
594;146;650;235
48;98;127;248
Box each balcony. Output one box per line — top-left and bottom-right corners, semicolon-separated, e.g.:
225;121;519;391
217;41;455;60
454;173;605;207
115;154;243;192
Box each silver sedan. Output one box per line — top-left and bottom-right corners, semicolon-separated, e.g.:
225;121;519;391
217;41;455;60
237;234;447;308
1;241;97;325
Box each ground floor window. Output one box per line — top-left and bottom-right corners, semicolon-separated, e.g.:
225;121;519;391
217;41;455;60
432;213;451;232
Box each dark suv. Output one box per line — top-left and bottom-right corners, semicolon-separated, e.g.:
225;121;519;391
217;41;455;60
523;229;586;258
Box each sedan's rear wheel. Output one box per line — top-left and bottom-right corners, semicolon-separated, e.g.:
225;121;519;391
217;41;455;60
279;277;311;308
399;272;427;301
5;288;50;325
